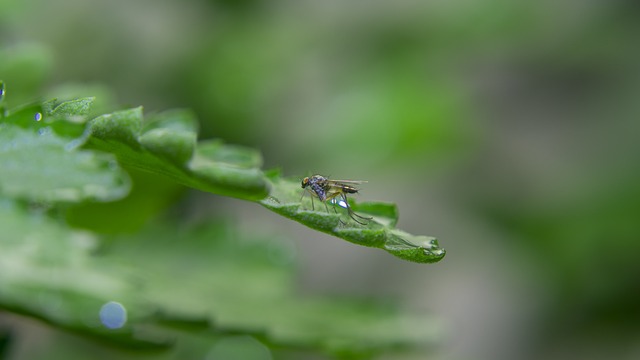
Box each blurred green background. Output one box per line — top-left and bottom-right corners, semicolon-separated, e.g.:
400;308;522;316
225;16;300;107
2;0;640;359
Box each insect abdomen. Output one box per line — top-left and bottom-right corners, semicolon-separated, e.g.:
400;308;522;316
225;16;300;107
342;186;358;194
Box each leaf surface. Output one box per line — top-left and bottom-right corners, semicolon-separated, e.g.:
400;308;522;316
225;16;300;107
84;108;269;201
261;174;445;263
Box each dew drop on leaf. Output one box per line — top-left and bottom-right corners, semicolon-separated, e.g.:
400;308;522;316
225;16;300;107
99;301;127;329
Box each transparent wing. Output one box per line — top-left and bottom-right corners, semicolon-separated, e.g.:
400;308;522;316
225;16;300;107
326;179;368;185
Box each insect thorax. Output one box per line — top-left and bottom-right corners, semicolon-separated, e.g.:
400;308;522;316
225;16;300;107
310;183;327;201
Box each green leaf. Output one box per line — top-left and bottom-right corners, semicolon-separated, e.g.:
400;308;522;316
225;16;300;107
0;89;443;264
45;83;119;117
260;176;446;264
0;124;130;203
1;208;439;357
84;107;270;201
0;204;169;350
1;101;43;128
65;167;186;234
0;85;444;357
48;97;95;118
103;221;440;358
44;97;97;139
2;97;95;139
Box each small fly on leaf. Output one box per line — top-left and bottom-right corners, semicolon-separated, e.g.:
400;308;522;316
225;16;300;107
300;174;372;225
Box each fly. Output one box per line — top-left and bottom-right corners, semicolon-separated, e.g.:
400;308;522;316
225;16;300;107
300;174;372;225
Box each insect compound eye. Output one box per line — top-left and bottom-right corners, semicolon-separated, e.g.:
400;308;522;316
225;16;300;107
301;177;309;188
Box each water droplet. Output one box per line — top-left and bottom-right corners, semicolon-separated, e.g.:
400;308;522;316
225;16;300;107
99;301;127;329
34;112;43;121
419;238;446;258
328;198;348;208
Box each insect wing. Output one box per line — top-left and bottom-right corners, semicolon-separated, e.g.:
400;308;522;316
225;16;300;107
325;179;368;186
325;179;366;195
326;179;368;184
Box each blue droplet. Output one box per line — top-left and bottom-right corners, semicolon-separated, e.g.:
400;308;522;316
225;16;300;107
34;112;43;121
99;301;127;329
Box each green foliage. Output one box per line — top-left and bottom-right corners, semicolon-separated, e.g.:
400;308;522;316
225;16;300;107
1;83;445;262
0;205;167;350
0;84;442;358
2;85;442;262
84;107;270;201
262;174;445;263
0;99;129;203
4;0;640;358
0;203;438;358
104;223;438;357
83;105;445;262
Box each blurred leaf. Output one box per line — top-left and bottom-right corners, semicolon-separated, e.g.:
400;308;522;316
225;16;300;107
0;123;130;203
45;83;119;117
0;204;169;350
48;97;95;118
204;336;271;360
65;167;185;234
260;174;445;264
84;107;270;201
102;221;440;358
197;139;263;169
1;206;440;358
4;97;95;139
42;97;97;139
1;100;43;127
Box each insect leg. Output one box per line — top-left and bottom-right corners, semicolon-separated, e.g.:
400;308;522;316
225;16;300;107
300;189;317;211
311;193;315;211
323;201;331;215
341;193;372;225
